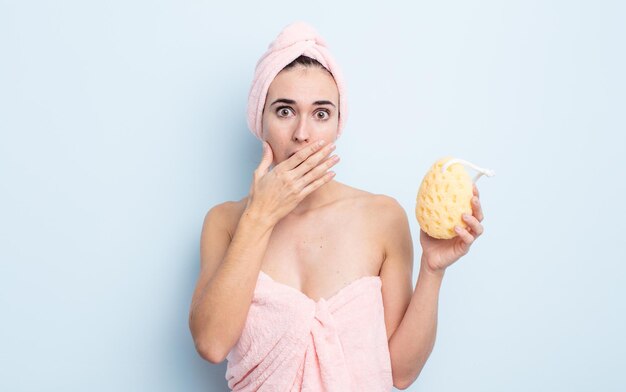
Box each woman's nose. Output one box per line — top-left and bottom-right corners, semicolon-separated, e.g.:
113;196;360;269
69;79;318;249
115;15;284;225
292;117;311;142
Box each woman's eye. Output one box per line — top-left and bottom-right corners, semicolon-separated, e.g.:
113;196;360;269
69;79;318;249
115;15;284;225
316;110;330;120
277;107;293;117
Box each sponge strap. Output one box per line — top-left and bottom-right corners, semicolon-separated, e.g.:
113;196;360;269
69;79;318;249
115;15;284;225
441;158;496;183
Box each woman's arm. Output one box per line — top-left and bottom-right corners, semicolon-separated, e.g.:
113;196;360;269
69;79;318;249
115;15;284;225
189;140;339;364
387;183;484;388
188;204;274;363
388;258;444;389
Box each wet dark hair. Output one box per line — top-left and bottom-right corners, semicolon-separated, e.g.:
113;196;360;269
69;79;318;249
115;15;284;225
281;55;332;76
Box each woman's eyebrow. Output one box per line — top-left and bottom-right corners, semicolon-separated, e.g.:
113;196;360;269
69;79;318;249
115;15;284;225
270;98;336;108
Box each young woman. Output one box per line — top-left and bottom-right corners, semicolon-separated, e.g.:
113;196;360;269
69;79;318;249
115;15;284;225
189;21;484;391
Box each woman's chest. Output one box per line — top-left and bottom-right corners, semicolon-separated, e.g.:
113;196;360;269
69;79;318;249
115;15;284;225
260;207;385;290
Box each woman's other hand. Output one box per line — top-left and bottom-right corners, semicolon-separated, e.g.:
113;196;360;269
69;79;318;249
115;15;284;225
245;140;339;226
419;183;485;274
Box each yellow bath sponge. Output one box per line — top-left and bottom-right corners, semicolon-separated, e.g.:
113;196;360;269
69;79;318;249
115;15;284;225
415;157;495;239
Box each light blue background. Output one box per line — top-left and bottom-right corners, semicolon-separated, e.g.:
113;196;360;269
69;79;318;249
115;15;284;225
1;1;624;391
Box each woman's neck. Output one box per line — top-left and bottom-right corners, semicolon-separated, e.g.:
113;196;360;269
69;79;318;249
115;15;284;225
289;179;340;216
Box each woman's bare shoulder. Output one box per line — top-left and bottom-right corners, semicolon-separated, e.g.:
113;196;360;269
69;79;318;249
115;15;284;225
205;197;248;235
336;182;402;211
207;198;245;216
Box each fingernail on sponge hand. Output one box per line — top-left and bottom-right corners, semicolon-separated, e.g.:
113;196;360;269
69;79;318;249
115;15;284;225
415;157;495;239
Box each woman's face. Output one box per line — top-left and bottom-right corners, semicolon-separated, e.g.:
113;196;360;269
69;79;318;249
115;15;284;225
261;65;339;166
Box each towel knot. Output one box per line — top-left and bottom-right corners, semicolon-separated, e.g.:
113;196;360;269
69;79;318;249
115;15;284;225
313;298;331;326
270;21;328;50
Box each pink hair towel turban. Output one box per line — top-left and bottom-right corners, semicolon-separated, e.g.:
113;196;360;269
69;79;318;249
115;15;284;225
246;21;349;141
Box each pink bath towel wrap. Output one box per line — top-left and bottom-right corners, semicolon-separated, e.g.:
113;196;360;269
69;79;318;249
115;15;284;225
225;271;393;391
